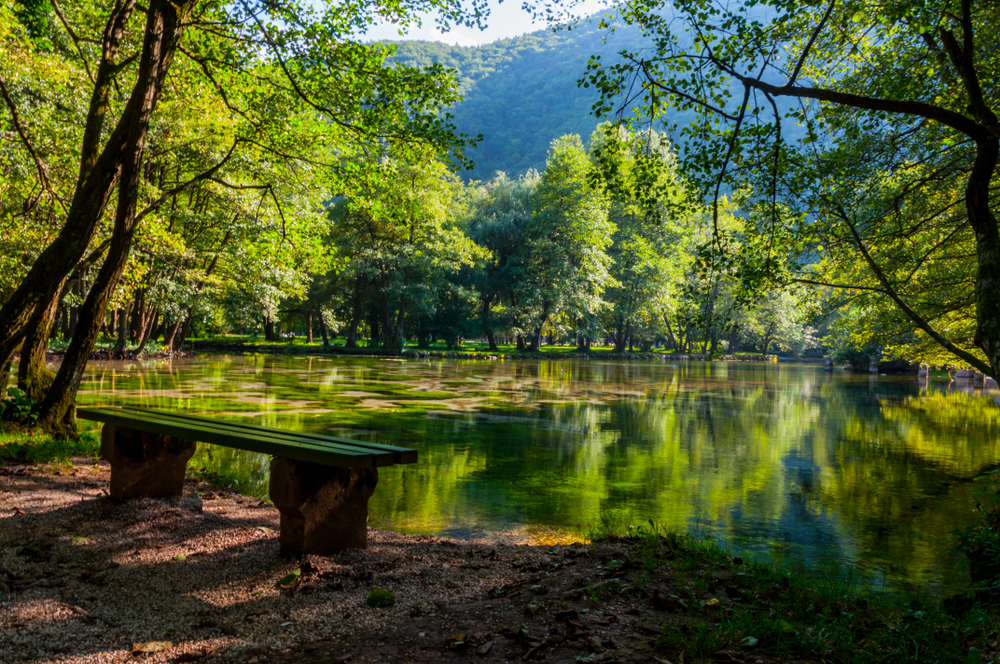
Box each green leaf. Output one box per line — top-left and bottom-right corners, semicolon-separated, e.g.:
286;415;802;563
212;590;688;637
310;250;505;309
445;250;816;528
276;569;301;589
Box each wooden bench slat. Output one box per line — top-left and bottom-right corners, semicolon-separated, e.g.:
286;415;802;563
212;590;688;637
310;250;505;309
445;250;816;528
76;407;392;469
113;407;418;465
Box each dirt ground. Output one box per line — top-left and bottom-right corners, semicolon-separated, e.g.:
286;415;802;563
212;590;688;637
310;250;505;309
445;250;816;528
0;457;771;664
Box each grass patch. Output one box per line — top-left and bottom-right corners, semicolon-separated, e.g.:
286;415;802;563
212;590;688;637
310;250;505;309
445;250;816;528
0;424;100;465
587;513;999;664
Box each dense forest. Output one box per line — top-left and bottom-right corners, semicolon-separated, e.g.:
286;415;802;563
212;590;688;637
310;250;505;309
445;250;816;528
2;0;999;439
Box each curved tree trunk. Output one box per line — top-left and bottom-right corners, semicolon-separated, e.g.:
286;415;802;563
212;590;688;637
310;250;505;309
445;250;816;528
0;2;136;364
481;294;498;351
37;0;192;437
163;320;182;350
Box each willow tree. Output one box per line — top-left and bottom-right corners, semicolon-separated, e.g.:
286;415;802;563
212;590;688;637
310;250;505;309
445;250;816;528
0;0;484;435
587;0;1000;375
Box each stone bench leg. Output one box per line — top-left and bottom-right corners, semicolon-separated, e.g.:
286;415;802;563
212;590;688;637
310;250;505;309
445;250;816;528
269;458;378;554
100;424;197;501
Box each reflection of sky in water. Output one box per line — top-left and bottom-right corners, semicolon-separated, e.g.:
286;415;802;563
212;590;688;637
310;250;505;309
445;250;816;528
71;355;1000;595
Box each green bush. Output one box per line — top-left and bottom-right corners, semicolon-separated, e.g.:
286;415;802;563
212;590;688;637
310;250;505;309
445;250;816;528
366;588;395;607
0;388;40;424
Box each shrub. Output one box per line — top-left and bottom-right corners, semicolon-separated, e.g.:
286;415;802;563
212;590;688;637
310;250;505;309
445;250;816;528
0;388;40;424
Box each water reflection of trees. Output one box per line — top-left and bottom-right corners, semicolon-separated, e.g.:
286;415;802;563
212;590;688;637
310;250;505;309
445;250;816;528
72;356;1000;592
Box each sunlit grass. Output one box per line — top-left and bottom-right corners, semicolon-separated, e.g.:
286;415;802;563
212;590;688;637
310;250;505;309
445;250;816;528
0;424;100;464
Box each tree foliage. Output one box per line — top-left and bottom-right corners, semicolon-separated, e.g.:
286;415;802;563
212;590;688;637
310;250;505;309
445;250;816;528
585;0;1000;375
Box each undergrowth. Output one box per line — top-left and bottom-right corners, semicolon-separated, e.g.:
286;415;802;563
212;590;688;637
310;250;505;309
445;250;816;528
0;425;100;464
588;513;999;664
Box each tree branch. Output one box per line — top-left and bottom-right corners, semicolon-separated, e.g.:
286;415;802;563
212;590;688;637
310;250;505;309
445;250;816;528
829;197;993;374
721;69;989;140
788;0;836;86
0;75;66;214
134;139;242;223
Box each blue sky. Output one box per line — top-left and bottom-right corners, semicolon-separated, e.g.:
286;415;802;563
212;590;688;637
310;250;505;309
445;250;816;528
362;0;607;47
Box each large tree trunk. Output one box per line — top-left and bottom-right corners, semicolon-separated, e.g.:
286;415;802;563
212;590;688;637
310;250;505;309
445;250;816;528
0;2;136;364
481;295;498;351
177;313;194;349
614;318;628;352
115;308;129;355
264;316;276;341
0;353;13;400
319;316;329;346
163;319;182;350
345;314;360;348
17;281;64;401
383;298;405;353
528;326;543;352
37;0;192;437
133;307;158;356
969;139;1000;379
306;311;314;344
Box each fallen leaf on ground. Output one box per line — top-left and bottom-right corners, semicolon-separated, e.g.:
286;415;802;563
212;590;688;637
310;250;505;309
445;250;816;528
276;569;301;589
173;554;186;562
72;536;87;544
132;641;172;653
446;634;467;649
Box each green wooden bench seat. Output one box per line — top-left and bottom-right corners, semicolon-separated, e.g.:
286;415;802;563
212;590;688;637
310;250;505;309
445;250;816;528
76;406;418;553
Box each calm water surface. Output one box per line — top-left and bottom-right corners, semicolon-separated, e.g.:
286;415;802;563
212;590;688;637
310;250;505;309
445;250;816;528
73;355;1000;594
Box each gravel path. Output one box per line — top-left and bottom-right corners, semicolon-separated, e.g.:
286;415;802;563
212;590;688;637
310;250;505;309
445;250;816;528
1;459;661;664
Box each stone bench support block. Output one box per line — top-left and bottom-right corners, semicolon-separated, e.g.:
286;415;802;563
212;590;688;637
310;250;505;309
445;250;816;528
100;424;197;501
269;457;378;554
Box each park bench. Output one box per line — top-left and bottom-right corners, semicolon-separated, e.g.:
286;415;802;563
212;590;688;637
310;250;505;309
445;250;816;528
76;406;417;554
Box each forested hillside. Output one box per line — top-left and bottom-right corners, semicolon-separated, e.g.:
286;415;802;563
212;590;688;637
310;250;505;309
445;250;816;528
387;19;652;179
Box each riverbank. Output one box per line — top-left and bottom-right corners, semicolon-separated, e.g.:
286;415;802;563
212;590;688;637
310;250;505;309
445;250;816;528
182;339;786;364
1;447;997;664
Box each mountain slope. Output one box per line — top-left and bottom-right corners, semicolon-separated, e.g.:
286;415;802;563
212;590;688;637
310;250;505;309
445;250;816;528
388;19;652;179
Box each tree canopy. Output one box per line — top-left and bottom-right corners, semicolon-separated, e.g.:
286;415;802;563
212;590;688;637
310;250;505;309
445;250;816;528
585;0;1000;376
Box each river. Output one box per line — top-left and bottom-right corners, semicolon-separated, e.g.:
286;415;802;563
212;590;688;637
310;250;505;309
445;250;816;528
74;354;1000;595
